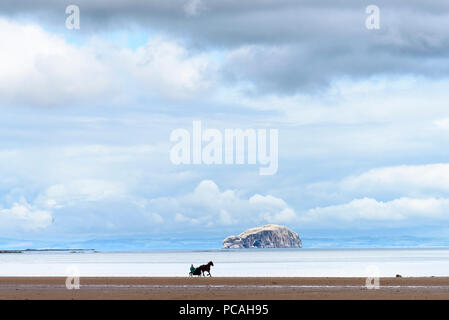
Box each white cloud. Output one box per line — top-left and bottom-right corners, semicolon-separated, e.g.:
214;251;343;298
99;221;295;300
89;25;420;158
299;162;449;226
306;197;449;222
340;163;449;195
150;180;297;227
260;207;296;223
249;194;288;209
62;145;154;157
0;200;53;230
305;162;449;206
434;118;449;131
61;144;155;164
0;178;295;234
0;19;117;107
219;209;235;225
38;179;126;208
220;76;449;127
146;212;164;224
249;194;294;223
187;179;238;209
118;36;216;100
0;18;216;107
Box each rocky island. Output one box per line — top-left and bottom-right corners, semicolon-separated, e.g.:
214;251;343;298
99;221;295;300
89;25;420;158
222;224;302;249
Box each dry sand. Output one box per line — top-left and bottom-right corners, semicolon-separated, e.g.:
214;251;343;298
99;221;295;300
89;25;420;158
0;277;449;300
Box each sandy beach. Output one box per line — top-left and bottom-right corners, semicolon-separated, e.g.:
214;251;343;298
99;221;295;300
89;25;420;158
0;277;449;300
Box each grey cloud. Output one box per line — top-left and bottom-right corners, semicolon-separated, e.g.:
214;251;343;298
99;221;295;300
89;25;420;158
2;0;449;93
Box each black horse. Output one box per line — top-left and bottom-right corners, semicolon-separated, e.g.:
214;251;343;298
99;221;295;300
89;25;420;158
191;261;214;277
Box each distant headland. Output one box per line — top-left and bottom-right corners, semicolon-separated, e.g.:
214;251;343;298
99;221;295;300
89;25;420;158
0;249;95;254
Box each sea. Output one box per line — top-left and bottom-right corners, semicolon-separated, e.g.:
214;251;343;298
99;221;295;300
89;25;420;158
1;248;449;277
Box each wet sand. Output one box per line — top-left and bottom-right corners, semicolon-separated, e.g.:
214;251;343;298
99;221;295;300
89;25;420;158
0;277;449;299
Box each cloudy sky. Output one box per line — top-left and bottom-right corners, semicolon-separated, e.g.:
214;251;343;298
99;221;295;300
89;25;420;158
1;0;449;249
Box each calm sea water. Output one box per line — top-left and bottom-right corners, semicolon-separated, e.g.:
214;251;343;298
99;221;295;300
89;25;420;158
1;248;449;277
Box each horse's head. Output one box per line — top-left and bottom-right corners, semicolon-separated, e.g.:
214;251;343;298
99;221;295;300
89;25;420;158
208;261;214;266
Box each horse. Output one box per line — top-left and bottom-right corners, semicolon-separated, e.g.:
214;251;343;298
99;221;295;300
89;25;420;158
194;261;214;277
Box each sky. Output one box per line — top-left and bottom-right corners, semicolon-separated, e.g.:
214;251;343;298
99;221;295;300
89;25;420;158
1;0;449;249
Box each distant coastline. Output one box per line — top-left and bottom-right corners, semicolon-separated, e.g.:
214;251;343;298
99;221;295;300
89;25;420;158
0;249;95;254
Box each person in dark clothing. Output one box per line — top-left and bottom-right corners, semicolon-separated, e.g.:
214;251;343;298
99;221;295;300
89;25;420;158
189;264;196;276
